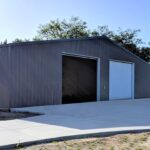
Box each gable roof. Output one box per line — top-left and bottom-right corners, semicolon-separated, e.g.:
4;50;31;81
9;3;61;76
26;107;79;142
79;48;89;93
102;36;149;65
0;36;149;65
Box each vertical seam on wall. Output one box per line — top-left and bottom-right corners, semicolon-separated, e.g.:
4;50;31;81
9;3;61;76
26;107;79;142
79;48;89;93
97;58;100;101
132;63;135;99
8;45;11;108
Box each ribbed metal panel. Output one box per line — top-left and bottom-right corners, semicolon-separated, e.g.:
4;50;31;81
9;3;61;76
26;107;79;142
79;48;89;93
0;37;150;108
9;43;62;107
0;46;11;108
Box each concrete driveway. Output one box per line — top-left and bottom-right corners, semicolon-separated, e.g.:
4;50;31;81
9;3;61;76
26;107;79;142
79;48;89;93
1;99;150;149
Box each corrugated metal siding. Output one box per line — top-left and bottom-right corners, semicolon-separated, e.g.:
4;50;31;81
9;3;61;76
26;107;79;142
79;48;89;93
0;37;150;108
0;46;11;108
9;43;62;107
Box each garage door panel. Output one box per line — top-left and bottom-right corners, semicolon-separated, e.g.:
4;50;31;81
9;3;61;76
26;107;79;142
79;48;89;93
109;61;133;100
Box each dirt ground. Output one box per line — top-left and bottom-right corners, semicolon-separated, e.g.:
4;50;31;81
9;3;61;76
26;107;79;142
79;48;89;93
0;110;40;121
17;132;150;150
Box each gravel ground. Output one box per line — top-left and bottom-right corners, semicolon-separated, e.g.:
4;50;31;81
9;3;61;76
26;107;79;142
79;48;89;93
0;110;40;121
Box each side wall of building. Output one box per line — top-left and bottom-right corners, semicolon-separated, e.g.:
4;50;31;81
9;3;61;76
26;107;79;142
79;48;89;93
0;38;149;108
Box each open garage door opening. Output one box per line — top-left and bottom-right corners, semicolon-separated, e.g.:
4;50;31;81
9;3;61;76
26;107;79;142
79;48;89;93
62;55;98;104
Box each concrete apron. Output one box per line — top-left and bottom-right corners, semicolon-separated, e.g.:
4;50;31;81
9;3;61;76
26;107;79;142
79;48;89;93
1;128;150;150
1;98;150;149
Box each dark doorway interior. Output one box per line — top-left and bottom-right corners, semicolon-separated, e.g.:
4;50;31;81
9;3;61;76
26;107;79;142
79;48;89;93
62;56;97;104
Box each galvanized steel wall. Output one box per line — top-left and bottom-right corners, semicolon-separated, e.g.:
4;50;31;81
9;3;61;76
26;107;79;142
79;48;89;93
0;37;150;108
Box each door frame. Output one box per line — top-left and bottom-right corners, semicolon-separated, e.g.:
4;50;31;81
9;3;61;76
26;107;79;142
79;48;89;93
109;59;135;100
62;52;101;102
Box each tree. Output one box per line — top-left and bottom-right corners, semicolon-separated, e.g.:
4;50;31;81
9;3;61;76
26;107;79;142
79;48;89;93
113;28;143;49
12;38;30;43
91;25;114;38
91;26;143;57
34;17;89;40
116;29;146;59
140;47;150;62
113;29;142;45
109;29;143;57
34;17;143;53
0;39;7;45
1;16;149;62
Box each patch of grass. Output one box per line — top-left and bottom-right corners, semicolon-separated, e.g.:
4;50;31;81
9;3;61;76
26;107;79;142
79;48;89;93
135;147;144;150
140;134;148;142
109;146;115;150
119;135;129;143
19;132;150;150
129;142;134;147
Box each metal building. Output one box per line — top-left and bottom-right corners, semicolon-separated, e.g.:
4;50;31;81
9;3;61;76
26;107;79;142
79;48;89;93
0;36;150;108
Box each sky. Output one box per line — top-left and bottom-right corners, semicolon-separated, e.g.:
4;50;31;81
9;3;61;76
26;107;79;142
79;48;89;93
0;0;149;45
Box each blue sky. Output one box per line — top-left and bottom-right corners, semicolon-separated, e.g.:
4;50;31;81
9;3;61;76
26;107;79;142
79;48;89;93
0;0;149;45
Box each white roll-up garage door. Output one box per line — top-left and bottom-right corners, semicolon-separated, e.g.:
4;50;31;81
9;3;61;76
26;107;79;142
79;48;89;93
109;61;134;100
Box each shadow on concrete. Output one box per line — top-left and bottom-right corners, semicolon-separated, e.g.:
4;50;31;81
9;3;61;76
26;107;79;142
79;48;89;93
19;99;150;130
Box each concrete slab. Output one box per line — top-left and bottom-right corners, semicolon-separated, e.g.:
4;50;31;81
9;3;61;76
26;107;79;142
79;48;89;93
1;98;150;149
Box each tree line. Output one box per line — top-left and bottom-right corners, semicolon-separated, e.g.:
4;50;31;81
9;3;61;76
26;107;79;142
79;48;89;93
1;17;150;62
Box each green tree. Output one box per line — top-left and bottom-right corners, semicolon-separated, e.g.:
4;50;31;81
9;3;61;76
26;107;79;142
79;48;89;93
32;16;150;62
1;16;149;62
140;47;150;62
34;17;143;53
91;25;114;38
34;17;89;40
12;38;30;43
0;39;7;45
114;29;142;45
91;26;143;57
